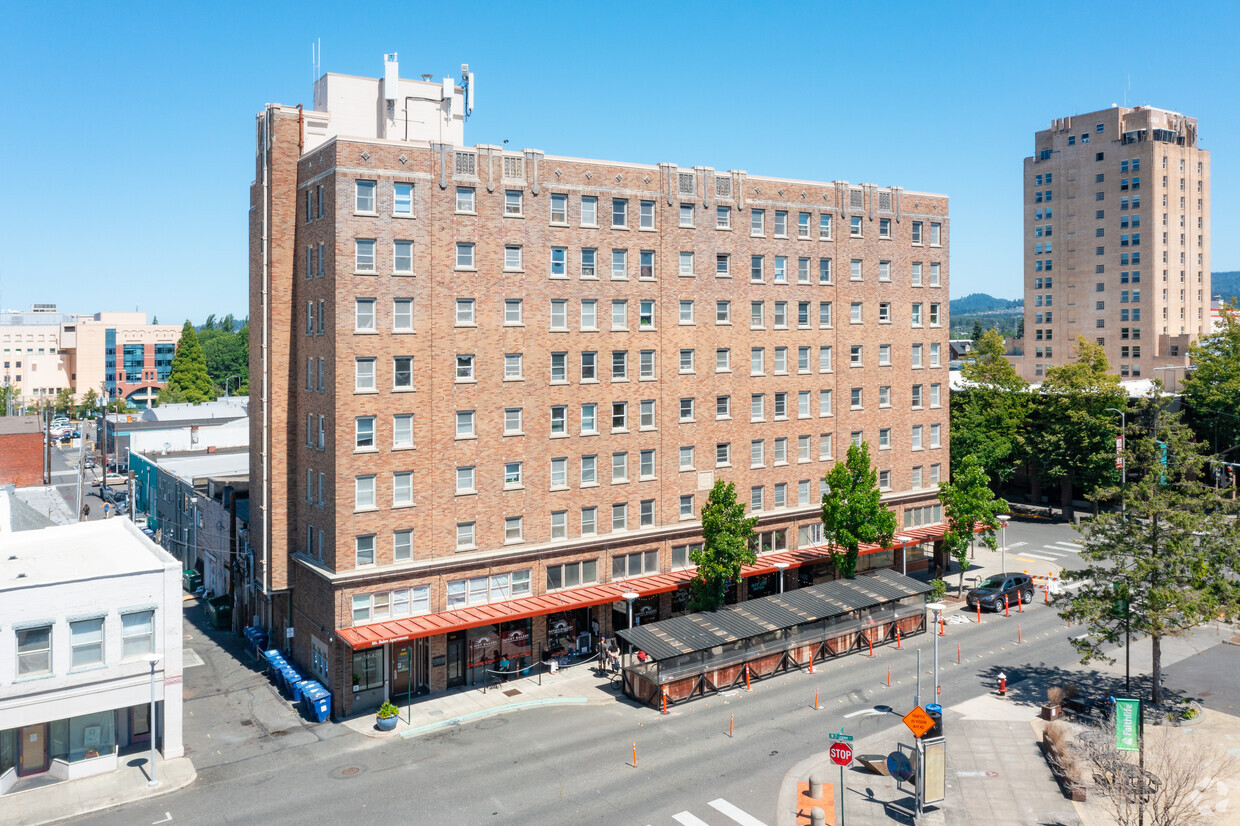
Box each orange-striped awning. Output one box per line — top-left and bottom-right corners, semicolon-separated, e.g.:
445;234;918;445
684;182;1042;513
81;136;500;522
335;522;952;649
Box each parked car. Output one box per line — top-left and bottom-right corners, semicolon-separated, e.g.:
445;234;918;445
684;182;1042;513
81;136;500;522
966;573;1034;612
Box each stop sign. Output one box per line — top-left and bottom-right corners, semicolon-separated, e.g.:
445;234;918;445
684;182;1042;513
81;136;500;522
829;742;853;766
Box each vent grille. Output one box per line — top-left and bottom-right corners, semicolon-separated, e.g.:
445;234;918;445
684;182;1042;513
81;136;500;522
878;191;892;211
678;172;696;196
849;188;863;209
454;151;477;177
502;156;524;179
715;175;732;198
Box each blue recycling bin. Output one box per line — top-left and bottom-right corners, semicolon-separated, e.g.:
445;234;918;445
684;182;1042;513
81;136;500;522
244;627;269;657
279;666;303;698
303;685;331;723
263;650;287;686
297;681;322;714
290;678;314;705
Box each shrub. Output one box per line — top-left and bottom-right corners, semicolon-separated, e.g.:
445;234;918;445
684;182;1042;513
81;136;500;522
377;701;400;719
1047;686;1065;706
1061;684;1079;699
929;578;948;602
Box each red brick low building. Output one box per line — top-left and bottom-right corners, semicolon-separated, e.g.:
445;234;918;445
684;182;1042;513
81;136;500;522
0;416;43;487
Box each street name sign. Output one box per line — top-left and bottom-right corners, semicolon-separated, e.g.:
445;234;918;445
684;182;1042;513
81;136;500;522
829;731;854;742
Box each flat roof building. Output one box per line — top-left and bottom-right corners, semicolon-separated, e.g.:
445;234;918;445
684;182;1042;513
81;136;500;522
1021;105;1210;381
250;55;952;717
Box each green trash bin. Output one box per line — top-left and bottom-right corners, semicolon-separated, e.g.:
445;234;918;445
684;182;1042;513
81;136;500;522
206;595;232;630
183;569;203;593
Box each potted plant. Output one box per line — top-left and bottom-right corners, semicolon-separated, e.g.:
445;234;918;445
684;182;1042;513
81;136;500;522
375;701;400;732
1042;686;1065;721
352;673;361;693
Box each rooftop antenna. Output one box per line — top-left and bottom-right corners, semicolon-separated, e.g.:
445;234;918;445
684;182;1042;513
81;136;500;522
312;38;320;84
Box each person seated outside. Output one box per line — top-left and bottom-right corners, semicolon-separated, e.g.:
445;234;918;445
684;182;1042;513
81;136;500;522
498;656;511;681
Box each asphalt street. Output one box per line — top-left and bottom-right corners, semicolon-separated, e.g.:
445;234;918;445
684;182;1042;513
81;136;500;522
82;522;1108;826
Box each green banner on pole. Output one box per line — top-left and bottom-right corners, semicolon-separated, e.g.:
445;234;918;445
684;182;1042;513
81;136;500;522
1115;698;1140;751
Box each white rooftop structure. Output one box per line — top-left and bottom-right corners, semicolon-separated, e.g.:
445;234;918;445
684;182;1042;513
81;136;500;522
147;451;249;480
0;517;166;588
139;397;248;422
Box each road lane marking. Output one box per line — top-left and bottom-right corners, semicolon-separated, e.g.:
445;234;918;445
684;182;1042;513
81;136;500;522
1006;541;1028;548
708;798;769;826
672;813;711;826
1019;553;1061;562
1052;541;1084;549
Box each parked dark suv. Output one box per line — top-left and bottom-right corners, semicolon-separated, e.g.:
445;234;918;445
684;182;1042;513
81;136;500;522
966;573;1034;612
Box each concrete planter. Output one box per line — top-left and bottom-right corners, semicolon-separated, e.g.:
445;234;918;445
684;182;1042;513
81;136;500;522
1041;703;1063;721
375;714;398;732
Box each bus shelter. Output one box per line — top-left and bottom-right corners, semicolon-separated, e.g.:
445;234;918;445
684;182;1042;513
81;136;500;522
615;570;930;709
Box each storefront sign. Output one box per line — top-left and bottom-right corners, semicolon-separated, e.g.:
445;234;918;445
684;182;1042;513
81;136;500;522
432;655;446;667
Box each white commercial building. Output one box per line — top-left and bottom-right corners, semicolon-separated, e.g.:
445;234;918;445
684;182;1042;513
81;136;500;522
0;515;183;794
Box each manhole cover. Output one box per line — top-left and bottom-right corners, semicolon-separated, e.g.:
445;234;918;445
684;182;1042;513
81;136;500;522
503;689;521;697
268;729;288;738
330;765;365;779
874;705;893;713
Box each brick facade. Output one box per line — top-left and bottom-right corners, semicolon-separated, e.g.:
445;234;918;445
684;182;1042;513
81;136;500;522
253;87;951;718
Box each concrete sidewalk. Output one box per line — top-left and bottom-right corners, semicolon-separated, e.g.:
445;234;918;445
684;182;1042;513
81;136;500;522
9;753;196;826
338;655;627;740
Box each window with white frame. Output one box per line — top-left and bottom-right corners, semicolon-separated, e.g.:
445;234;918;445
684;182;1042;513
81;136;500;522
356;416;376;450
355;298;376;331
355;475;376;510
355;180;376;212
393;240;413;274
456;409;475;437
393;298;413;331
394;530;413;562
505;245;523;271
394;414;413;448
505;298;524;326
581;506;598;534
504;515;524;543
355;358;376;391
121;611;154;659
639;200;654;229
455;522;476;549
70;618;103;669
504;353;523;380
394;182;413;215
456;243;475;269
355;239;376;272
580;196;597;226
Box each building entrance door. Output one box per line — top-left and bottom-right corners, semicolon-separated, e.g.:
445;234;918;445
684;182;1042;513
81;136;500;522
392;643;413;700
446;632;466;688
131;703;151;743
18;724;49;776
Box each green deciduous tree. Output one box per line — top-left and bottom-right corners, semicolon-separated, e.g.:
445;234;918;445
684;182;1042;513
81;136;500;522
159;322;214;404
953;330;1031;485
1033;336;1127;512
1058;398;1240;705
53;387;75;417
939;454;1009;594
690;480;759;611
1183;305;1240;456
81;388;99;413
821;440;897;579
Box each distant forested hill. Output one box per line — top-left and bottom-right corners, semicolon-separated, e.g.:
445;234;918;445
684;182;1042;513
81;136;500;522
1213;271;1239;304
951;293;1023;315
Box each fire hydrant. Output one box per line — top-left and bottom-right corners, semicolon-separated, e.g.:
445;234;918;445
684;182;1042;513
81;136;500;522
998;671;1007;696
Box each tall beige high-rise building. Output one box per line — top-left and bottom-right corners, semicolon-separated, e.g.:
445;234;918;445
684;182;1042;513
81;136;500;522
1021;106;1210;384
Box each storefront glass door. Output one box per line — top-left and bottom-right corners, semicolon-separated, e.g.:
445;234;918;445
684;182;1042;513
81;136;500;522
446;633;466;688
18;724;49;776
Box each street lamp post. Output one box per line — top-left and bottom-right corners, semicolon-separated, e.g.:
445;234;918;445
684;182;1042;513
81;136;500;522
622;591;639;655
224;375;240;397
774;562;789;594
896;534;912;577
927;603;945;702
141;653;163;786
1106;407;1126;518
997;515;1010;575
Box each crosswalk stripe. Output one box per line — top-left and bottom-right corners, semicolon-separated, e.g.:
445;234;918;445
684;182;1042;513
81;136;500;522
1007;541;1028;548
708;798;769;826
672;813;712;826
1035;548;1066;557
1019;553;1061;562
1052;541;1083;549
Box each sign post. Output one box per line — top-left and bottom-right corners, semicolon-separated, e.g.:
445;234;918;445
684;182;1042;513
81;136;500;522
829;736;853;825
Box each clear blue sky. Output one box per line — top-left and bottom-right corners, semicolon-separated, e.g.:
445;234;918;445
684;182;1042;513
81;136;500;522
1;1;1236;325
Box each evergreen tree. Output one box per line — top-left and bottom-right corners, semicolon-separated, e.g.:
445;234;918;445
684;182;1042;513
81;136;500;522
939;454;1009;593
1015;316;1024;338
970;320;984;342
821;441;897;578
159;322;214;404
1059;397;1240;705
689;480;759;611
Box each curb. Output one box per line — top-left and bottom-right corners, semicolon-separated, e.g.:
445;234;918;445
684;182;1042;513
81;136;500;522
397;697;589;739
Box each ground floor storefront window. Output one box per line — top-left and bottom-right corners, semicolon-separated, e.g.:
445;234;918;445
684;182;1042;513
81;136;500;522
353;648;384;693
545;608;593;662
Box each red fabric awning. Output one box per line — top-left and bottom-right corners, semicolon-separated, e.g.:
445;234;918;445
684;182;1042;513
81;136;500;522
336;522;952;649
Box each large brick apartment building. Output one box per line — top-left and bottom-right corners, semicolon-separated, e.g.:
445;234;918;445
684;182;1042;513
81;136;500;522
250;57;952;716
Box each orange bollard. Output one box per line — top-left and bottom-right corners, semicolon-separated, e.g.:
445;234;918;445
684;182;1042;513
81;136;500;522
1005;594;1010;617
814;688;819;710
1018;625;1022;644
661;686;668;714
730;713;734;738
744;665;752;691
939;616;945;636
957;644;961;664
809;656;814;675
977;602;982;624
887;666;891;687
1018;592;1024;613
897;628;902;649
868;633;874;657
1045;586;1050;605
633;742;637;768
